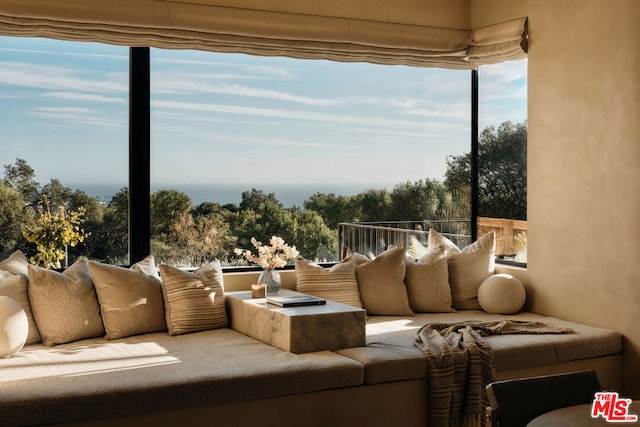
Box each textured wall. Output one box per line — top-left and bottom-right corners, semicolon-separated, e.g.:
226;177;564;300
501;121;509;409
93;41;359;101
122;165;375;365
518;0;639;397
470;0;527;27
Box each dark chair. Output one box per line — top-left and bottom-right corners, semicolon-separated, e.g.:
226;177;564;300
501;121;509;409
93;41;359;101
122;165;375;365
485;370;601;427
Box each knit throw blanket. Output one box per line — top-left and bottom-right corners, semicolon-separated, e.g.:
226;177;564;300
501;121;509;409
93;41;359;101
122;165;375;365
413;320;573;427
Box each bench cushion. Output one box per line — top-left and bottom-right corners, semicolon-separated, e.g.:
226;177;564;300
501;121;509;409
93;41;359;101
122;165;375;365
0;328;364;426
336;311;622;384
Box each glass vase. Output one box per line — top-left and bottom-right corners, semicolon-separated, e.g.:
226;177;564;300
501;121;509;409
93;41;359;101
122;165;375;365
258;268;281;297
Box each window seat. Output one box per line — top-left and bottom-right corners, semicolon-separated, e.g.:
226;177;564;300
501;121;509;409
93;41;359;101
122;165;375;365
0;310;622;427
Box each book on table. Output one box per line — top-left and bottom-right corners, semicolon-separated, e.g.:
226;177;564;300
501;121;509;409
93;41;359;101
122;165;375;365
266;295;327;307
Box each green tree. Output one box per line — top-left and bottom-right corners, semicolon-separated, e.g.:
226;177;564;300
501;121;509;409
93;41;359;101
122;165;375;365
222;207;260;252
149;189;194;264
0;181;26;255
303;192;360;229
150;189;193;238
251;198;295;245
96;188;129;264
388;179;448;221
230;192;338;261
3;158;40;208
68;190;104;224
359;188;392;222
41;179;73;209
445;121;527;220
68;190;105;261
192;201;223;218
239;188;279;211
290;209;337;261
170;213;235;266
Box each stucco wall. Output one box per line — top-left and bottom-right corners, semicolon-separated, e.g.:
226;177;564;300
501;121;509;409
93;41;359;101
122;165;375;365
527;0;640;397
470;0;527;28
473;0;640;396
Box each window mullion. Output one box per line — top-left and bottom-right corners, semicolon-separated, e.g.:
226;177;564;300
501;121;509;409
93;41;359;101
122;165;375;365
129;47;151;264
471;68;479;242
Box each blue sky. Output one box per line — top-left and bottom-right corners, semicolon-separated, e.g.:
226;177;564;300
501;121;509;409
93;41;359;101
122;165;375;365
0;36;527;193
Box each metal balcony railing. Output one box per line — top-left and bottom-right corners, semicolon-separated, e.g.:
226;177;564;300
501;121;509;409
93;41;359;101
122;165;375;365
337;218;528;264
337;220;472;260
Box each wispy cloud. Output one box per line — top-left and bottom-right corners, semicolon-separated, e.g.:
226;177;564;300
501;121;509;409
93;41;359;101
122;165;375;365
0;47;128;62
152;100;431;131
154;78;346;106
229;136;347;150
29;106;126;129
478;60;528;125
151;57;297;80
0;61;127;93
480;60;527;92
245;65;297;80
401;103;470;121
43;92;127;104
0;60;127;130
210;83;346;106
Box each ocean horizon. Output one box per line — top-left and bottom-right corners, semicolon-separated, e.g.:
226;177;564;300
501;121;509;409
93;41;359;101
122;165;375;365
68;182;387;208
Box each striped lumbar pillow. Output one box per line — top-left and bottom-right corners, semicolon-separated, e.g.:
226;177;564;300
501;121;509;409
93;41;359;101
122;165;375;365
295;257;362;308
159;261;228;336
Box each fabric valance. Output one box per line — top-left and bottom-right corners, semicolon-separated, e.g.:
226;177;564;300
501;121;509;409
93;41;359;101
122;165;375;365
0;1;527;69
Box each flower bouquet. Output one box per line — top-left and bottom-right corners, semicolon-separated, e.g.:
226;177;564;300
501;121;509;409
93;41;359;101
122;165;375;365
234;236;299;296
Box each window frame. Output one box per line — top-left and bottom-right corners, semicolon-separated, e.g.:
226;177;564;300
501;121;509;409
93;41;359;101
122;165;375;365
128;49;524;267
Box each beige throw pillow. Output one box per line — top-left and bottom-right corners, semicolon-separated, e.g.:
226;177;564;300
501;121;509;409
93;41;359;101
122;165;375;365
0;250;30;276
295;257;362;308
89;260;166;340
428;229;496;309
353;245;414;316
427;229;462;255
0;269;42;345
28;260;105;346
405;245;454;313
130;254;161;278
159;262;228;336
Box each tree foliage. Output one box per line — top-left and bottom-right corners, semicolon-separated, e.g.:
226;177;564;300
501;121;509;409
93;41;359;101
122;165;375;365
3;158;39;207
169;213;234;266
290;209;336;261
445;121;527;220
0;181;26;254
388;179;447;221
304;193;361;229
358;189;392;222
239;188;279;211
93;188;128;264
150;189;193;238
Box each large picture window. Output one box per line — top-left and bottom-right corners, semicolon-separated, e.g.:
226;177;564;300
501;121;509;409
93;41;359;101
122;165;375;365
478;61;527;263
0;36;129;266
0;36;526;269
149;48;472;266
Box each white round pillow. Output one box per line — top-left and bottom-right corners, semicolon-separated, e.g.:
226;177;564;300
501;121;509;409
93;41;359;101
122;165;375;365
477;273;526;314
0;296;29;358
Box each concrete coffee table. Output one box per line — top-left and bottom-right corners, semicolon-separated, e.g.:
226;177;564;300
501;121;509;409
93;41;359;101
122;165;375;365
225;289;366;353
